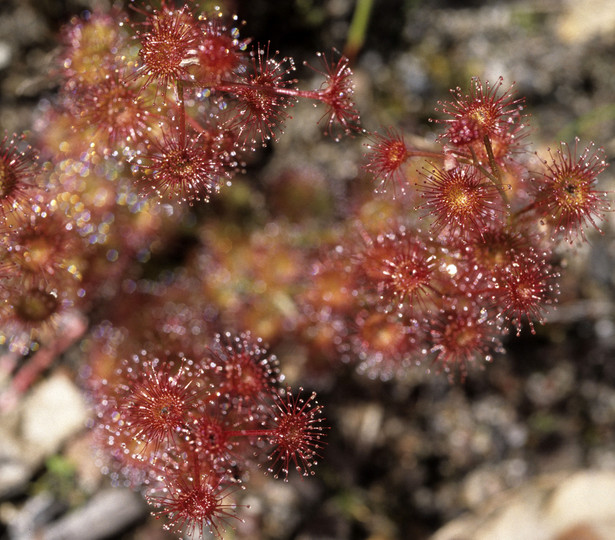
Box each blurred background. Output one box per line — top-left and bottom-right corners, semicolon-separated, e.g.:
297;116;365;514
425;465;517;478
1;1;615;539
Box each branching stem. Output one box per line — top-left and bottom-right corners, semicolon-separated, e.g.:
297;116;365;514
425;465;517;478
177;80;186;147
470;136;510;205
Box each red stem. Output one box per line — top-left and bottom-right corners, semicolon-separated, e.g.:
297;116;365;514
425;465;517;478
0;312;88;412
215;81;325;103
177;80;186;147
407;149;445;161
224;428;276;438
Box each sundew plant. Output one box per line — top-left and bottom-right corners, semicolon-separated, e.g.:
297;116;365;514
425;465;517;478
0;0;610;537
